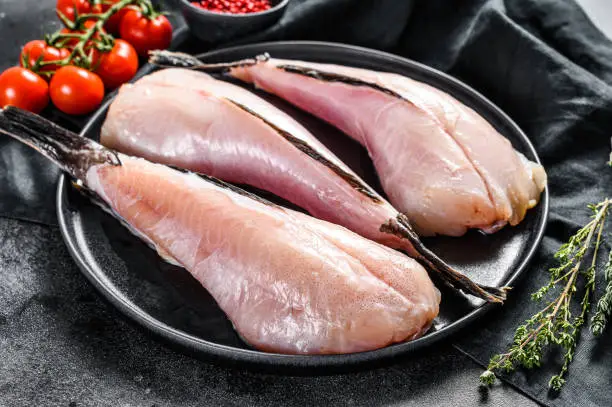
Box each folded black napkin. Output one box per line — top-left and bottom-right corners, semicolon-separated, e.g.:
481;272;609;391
1;0;612;406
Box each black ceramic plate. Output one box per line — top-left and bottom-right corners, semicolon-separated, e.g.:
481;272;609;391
57;41;548;372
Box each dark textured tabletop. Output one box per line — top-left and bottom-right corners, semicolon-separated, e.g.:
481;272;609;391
1;0;612;406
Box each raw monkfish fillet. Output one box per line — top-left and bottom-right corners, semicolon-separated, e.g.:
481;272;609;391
149;51;547;237
0;106;440;355
101;67;507;303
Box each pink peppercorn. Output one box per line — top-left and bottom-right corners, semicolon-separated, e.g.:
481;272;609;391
191;0;272;14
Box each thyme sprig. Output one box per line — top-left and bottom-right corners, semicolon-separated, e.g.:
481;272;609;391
480;198;611;392
591;251;612;336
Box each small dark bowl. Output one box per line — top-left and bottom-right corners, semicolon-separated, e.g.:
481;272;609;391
179;0;289;43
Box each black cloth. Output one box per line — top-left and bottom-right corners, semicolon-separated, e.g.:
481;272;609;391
1;0;612;405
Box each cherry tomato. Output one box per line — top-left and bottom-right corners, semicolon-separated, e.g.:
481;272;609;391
0;67;49;113
50;66;104;115
119;10;172;56
91;3;103;14
20;40;70;74
94;39;138;90
102;1;131;35
56;0;93;25
84;45;102;70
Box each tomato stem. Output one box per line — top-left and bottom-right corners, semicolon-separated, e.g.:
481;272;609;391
56;33;84;38
76;13;105;20
42;0;158;73
56;9;76;30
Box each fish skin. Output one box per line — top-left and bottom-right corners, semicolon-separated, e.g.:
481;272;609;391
86;156;440;354
229;58;547;236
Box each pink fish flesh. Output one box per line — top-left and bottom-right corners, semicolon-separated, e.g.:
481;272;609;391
101;68;507;303
101;68;403;254
0;106;440;355
149;52;546;237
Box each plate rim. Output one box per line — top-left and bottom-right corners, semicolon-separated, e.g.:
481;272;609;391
56;40;550;371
